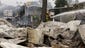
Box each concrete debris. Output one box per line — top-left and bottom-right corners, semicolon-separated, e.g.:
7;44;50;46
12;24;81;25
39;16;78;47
0;19;27;44
0;42;51;48
0;42;27;48
79;24;85;44
0;27;27;44
60;20;81;39
0;38;26;44
51;40;69;48
0;18;14;27
36;21;67;38
5;28;27;38
67;20;81;32
36;20;81;39
35;20;85;48
0;18;84;48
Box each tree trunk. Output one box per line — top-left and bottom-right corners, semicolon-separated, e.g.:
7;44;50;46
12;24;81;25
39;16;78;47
41;0;47;22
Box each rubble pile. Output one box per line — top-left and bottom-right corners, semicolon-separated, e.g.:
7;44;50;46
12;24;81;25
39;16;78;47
36;20;85;48
0;19;27;48
0;19;51;48
0;18;85;48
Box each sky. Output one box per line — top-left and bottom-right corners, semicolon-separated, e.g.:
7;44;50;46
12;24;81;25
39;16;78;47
79;0;85;2
1;0;29;6
0;0;85;7
0;0;54;6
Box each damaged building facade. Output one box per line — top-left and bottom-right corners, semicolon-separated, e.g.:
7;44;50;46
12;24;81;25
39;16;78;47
0;1;53;28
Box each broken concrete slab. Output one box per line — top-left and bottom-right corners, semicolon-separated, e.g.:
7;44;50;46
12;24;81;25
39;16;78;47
36;21;67;38
36;20;81;39
61;31;73;39
0;42;27;48
6;28;27;38
67;20;81;32
0;26;27;44
78;24;85;44
0;38;26;44
58;20;81;39
0;18;14;27
0;42;52;48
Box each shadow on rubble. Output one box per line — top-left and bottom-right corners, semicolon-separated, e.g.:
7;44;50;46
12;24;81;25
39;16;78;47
71;30;85;48
43;30;85;48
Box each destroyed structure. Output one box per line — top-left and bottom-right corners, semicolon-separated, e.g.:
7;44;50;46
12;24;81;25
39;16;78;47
0;18;85;48
0;0;85;48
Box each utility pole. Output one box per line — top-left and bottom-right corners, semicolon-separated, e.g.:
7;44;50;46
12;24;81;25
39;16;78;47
41;0;47;22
